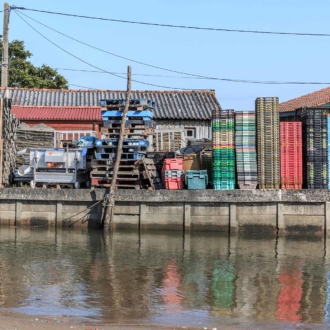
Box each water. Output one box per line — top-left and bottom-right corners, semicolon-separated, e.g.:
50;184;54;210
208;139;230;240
0;228;329;329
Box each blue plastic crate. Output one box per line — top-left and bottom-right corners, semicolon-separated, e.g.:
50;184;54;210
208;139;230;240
95;152;145;161
104;139;149;147
101;110;153;120
185;170;208;190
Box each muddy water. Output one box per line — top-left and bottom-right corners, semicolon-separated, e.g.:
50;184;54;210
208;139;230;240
0;228;329;329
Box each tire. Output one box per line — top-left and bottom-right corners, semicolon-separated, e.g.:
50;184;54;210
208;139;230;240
74;182;81;189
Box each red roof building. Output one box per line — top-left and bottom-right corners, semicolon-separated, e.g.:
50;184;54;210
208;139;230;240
280;87;330;113
12;106;103;137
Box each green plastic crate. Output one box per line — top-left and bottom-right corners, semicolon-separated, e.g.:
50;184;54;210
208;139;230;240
185;170;208;190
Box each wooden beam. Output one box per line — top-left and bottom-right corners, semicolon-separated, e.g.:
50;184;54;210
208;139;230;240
0;98;3;188
103;66;132;231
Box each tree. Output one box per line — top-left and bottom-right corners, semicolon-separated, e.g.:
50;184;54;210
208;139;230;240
0;39;68;89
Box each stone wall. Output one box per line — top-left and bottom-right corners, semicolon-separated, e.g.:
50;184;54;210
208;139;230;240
1;188;330;235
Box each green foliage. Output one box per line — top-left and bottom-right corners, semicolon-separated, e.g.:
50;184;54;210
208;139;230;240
0;39;68;89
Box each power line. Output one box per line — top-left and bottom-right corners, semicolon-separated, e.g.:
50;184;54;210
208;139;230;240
13;11;330;85
59;68;330;85
15;10;209;79
69;83;98;90
13;10;195;90
57;68;209;79
11;5;330;37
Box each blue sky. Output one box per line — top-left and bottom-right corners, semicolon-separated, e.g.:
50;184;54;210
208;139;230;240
5;0;330;109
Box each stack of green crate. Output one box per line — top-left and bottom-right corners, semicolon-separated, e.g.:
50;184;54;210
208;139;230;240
212;110;235;190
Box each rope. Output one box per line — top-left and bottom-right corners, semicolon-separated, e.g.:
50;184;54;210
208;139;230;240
27;200;103;228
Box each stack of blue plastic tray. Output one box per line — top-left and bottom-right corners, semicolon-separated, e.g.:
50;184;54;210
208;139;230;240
90;98;156;188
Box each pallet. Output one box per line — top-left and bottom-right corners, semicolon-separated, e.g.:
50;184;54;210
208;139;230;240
91;178;141;189
103;121;155;129
90;172;139;180
134;158;163;190
100;98;155;109
101;127;154;136
102;133;151;140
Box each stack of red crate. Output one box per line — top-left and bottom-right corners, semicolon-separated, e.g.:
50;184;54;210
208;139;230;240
162;158;184;190
280;122;302;189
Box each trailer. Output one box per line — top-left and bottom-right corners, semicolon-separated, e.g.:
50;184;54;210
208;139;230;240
17;148;90;189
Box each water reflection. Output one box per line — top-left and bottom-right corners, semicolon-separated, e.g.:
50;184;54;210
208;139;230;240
0;228;329;328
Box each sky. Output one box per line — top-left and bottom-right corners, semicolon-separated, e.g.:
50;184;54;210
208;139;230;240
4;0;330;109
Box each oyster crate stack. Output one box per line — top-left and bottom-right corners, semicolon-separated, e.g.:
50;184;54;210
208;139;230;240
212;110;236;190
235;111;257;189
90;99;156;189
301;107;328;189
255;97;280;189
161;158;184;189
280;122;302;189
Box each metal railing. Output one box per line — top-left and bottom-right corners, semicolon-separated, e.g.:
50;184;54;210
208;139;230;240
55;130;97;147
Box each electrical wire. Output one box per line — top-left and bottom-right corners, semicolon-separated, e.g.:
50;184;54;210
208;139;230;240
61;68;209;79
13;10;330;85
13;10;196;90
69;83;98;89
15;9;211;79
11;5;330;37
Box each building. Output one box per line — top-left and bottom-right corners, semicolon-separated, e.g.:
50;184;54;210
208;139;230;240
280;86;330;120
12;105;103;140
2;88;221;149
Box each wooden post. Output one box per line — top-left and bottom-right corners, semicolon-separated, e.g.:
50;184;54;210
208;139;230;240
103;66;132;230
0;3;9;188
0;98;3;188
2;2;9;96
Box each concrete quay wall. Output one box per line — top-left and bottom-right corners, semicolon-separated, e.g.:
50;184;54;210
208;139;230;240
1;188;330;234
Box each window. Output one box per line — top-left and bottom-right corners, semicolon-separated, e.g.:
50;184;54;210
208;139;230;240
185;128;195;138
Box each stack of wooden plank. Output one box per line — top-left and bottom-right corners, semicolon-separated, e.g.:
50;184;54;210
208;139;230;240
2;99;19;186
16;123;55;167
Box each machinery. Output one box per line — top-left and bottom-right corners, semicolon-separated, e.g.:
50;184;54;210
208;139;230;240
17;147;90;189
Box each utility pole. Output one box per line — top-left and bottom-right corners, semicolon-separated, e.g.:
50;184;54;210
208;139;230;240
2;2;9;96
103;66;132;231
0;2;9;188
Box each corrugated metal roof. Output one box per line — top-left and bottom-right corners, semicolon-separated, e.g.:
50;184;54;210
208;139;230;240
12;106;102;121
0;88;221;120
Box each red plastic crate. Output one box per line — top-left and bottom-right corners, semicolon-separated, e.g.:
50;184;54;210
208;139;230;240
280;122;303;189
164;178;184;190
281;183;303;189
162;158;183;172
